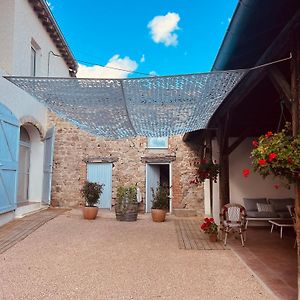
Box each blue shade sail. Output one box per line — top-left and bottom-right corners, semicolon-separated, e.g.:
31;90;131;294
5;70;246;139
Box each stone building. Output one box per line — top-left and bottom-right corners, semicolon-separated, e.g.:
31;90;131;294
49;112;204;214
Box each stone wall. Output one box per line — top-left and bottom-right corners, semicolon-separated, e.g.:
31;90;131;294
48;112;204;214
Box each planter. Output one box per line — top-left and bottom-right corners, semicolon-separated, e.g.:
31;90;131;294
83;206;99;220
151;209;166;222
115;203;138;222
208;233;218;242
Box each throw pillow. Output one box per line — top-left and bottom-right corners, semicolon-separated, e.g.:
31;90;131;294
256;203;274;212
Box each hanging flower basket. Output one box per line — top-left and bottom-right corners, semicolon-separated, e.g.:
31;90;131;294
251;123;300;186
191;159;220;184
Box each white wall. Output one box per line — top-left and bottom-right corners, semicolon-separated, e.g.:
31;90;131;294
204;138;294;223
0;0;70;77
229;138;294;203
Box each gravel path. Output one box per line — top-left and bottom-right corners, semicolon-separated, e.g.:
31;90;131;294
0;209;273;300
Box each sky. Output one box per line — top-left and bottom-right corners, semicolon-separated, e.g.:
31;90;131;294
47;1;238;78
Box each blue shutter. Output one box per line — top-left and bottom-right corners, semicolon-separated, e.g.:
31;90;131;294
146;164;160;212
0;103;19;213
87;163;112;208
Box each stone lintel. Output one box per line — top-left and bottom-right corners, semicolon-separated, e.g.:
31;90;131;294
141;155;176;163
83;157;119;163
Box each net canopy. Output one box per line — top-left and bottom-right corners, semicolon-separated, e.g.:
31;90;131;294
5;70;246;139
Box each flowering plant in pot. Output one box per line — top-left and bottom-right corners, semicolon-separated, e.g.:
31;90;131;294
251;123;300;187
200;217;218;242
151;185;169;222
190;159;219;184
80;181;104;220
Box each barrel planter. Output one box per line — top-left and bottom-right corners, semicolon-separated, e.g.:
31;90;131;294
115;203;138;222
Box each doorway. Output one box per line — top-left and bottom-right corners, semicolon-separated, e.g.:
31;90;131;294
145;163;172;213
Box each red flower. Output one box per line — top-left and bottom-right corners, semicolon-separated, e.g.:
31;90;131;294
204;217;209;223
274;184;280;189
252;140;258;147
288;157;293;164
258;159;267;166
265;131;273;138
242;169;250;177
200;223;206;230
209;218;214;222
268;153;277;162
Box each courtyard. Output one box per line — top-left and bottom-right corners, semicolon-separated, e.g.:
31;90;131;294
0;209;294;300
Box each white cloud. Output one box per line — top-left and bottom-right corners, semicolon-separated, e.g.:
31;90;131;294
46;1;53;10
149;70;158;76
147;12;180;46
140;54;145;63
77;54;138;79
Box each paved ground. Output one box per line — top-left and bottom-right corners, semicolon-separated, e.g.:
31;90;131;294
0;209;273;300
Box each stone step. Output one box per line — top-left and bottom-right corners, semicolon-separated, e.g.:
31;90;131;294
173;208;197;217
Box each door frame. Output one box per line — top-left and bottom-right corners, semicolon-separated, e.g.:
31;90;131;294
145;162;172;213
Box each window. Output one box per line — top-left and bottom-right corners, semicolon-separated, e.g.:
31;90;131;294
30;47;36;76
147;137;168;149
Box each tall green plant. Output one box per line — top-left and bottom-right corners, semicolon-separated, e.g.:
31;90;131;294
151;185;169;210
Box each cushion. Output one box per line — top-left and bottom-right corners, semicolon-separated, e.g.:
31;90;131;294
243;198;267;211
277;211;291;219
268;198;294;212
257;203;274;212
247;211;278;218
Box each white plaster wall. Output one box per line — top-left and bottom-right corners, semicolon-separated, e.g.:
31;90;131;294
0;0;15;74
0;0;70;77
229;137;294;204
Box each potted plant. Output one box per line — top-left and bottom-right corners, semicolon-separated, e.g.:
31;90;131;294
80;180;104;220
250;123;300;187
115;186;138;222
190;159;219;184
151;185;169;222
200;217;218;242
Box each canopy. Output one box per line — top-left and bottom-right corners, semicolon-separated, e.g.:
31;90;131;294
5;71;246;139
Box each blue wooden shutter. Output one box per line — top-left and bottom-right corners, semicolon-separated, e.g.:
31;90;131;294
42;127;55;205
87;163;112;209
0;103;19;213
146;164;160;212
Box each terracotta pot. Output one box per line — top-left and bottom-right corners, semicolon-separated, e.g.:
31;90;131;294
151;209;166;222
83;206;99;220
209;233;218;242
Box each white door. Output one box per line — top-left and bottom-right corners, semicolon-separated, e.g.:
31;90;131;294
145;164;160;213
42;127;55;205
87;163;112;209
0;103;19;214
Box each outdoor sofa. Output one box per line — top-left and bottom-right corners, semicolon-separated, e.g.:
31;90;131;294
243;197;294;228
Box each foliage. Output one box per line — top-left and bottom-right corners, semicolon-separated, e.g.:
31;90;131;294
80;181;104;207
116;186;137;213
251;123;300;186
151;185;169;210
191;159;220;184
200;217;218;235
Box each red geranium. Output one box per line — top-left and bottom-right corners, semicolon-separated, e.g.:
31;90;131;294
200;217;218;235
252;140;258;147
268;153;277;162
242;168;250;177
265;131;273;138
258;159;267;166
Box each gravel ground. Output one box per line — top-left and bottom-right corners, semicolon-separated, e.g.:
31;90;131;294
0;209;273;300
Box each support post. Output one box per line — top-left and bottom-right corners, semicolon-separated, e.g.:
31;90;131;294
291;30;300;254
205;131;213;215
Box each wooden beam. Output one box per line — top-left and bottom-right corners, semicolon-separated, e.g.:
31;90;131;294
291;29;300;254
268;66;292;112
226;129;250;155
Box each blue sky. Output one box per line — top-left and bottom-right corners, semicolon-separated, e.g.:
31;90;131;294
48;0;238;78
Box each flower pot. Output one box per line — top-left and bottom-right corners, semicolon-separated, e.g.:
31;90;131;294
83;206;99;220
209;233;218;242
151;209;166;222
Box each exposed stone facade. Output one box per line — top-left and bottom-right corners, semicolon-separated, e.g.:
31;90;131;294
48;112;204;215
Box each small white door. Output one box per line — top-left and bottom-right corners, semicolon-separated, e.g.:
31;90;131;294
87;163;112;209
42;127;55;205
145;164;160;213
0;103;19;213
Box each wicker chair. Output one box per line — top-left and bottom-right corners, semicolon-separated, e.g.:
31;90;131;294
287;205;298;254
220;203;247;246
